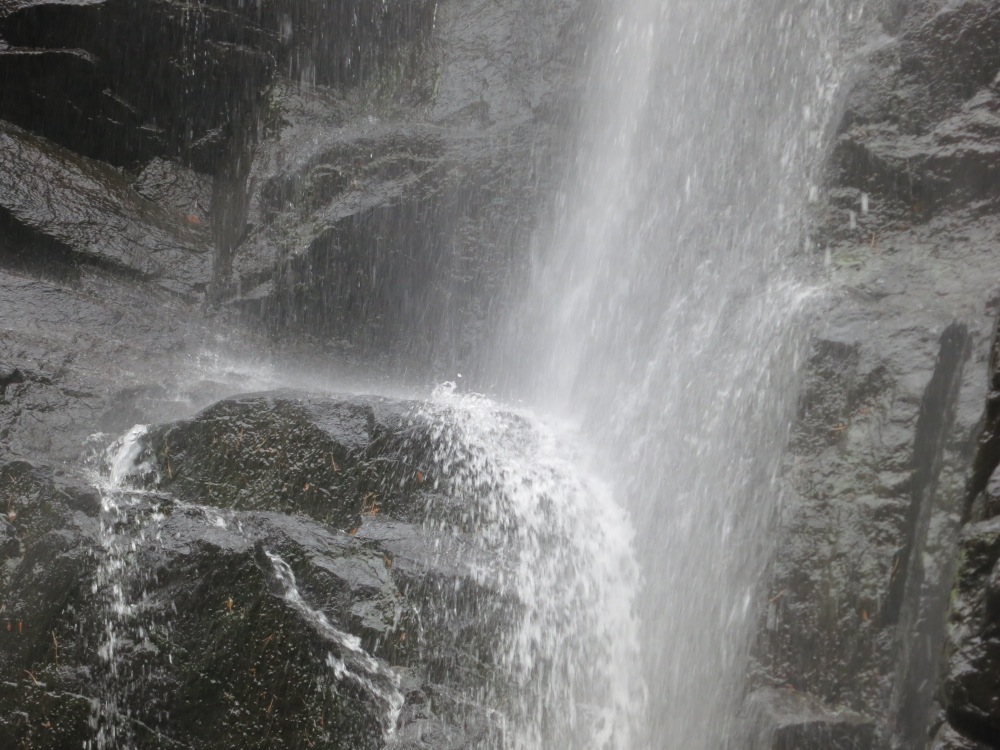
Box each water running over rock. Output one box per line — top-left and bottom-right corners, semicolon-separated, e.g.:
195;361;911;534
493;1;869;746
265;551;405;737
418;385;644;749
7;1;1000;749
77;388;642;749
91;425;163;750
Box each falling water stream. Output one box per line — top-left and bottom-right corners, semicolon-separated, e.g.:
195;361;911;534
419;385;644;749
80;2;875;748
91;426;163;750
493;1;869;747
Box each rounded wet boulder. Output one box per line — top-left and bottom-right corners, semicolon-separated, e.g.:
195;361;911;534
0;390;518;749
140;391;435;530
103;390;515;747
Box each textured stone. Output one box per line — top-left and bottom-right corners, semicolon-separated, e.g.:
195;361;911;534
745;688;877;750
0;120;212;295
749;3;1000;747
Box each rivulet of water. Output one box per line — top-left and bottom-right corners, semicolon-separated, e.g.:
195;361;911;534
89;425;163;750
491;1;869;747
264;550;406;737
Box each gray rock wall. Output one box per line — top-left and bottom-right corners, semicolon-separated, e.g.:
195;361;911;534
748;2;1000;748
2;0;1000;748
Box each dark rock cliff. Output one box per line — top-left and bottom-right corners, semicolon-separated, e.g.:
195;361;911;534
2;0;999;748
0;1;587;747
748;1;1000;748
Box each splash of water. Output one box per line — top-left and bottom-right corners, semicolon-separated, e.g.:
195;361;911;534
419;384;645;749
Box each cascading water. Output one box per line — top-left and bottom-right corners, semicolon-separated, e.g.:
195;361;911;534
90;425;164;750
491;1;868;747
418;385;644;749
53;3;873;748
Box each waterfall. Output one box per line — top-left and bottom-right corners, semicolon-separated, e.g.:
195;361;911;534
68;3;870;748
492;1;868;746
418;385;645;749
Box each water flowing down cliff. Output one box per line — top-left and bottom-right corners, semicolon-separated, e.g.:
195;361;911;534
493;1;862;746
2;1;1000;749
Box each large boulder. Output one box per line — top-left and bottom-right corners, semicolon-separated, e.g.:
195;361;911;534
137;390;520;694
0;391;526;749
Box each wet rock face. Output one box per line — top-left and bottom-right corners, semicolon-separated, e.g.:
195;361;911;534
0;2;586;744
0;464;396;749
744;688;877;750
0;120;213;295
0;0;275;170
0;0;433;171
832;0;1000;216
220;0;589;375
145;393;399;530
0;393;512;749
0;0;585;381
0;460;101;748
942;518;1000;745
750;1;1000;747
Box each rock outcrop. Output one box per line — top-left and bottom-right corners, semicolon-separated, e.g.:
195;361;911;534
750;1;1000;747
0;392;522;748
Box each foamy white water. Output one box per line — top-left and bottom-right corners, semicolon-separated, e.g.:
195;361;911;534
420;384;645;749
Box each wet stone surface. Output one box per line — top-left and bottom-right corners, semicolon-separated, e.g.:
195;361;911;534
4;0;1000;747
0;391;521;749
749;1;1000;747
0;0;592;746
0;119;213;296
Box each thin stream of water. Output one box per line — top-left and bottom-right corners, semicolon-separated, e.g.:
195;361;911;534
90;425;163;750
265;551;406;737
